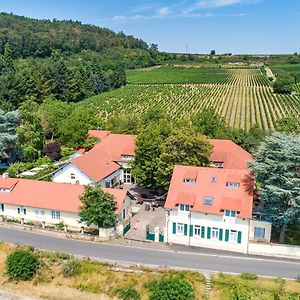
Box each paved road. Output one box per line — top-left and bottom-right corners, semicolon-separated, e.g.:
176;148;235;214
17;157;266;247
1;227;299;280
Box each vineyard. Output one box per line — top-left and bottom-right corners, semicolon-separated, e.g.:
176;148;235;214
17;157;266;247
82;67;300;131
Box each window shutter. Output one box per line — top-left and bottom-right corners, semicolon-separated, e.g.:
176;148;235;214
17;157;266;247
237;231;242;244
219;228;223;241
184;224;188;236
201;226;205;238
172;222;176;234
17;207;20;214
225;229;229;242
24;209;26;215
189;225;193;237
207;227;211;239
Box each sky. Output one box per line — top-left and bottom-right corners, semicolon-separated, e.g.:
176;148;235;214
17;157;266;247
0;0;299;54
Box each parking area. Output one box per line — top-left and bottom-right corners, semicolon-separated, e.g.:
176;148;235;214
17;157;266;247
125;203;166;241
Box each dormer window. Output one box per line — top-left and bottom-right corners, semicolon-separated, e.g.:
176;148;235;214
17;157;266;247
179;204;190;211
184;178;196;184
224;210;236;218
213;162;224;168
227;182;240;188
203;197;213;206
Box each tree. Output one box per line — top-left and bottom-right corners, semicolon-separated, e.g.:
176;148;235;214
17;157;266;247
148;276;194;300
17;98;45;162
79;185;117;231
131;119;172;190
275;116;300;134
44;141;61;161
210;50;216;55
249;132;300;243
58;108;101;148
0;109;19;161
1;43;14;71
273;74;294;94
191;108;228;138
157;127;212;189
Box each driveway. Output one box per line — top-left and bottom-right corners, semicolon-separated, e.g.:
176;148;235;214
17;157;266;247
125;203;165;240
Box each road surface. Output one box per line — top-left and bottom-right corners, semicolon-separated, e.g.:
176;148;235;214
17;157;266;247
0;227;299;280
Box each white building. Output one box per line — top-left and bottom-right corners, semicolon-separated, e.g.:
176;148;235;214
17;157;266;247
53;131;136;187
0;176;131;236
164;166;271;253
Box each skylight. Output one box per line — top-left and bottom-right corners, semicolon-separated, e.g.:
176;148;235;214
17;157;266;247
203;197;213;206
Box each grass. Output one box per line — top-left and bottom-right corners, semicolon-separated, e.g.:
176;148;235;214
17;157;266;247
211;273;300;300
126;66;230;84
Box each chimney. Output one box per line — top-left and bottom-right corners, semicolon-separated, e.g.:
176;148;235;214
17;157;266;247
2;173;9;179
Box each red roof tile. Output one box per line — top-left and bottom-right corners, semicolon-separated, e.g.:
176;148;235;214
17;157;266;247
0;178;19;189
165;166;253;218
87;130;111;140
176;192;196;206
0;178;126;214
209;139;254;169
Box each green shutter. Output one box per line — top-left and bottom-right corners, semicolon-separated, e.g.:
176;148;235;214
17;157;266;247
219;228;223;241
237;231;242;244
225;229;229;242
201;226;205;238
207;227;211;239
189;225;193;237
172;222;176;234
184;224;188;236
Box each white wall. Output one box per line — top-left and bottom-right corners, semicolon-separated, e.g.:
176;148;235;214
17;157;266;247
166;209;250;253
1;203;82;230
249;242;300;259
52;163;93;185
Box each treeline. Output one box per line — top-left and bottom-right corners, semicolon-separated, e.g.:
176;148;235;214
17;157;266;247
0;13;169;110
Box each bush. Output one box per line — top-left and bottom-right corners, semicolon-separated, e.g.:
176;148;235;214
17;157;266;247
116;287;140;300
62;259;80;277
240;273;258;280
6;249;39;280
148;276;194;300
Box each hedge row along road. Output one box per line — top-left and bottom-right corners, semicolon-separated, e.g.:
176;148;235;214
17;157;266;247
82;67;300;131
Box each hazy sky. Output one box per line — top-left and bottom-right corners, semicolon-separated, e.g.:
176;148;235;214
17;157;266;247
0;0;299;54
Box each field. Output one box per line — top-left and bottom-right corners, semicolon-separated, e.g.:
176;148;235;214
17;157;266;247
82;66;300;131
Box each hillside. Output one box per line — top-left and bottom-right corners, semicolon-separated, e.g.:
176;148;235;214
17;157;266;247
0;12;148;58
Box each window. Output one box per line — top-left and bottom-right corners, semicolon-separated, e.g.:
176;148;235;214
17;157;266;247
122;208;126;220
179;204;190;211
35;209;45;217
184;178;196;184
227;182;240;188
51;211;61;220
203;197;213;206
213;162;224;168
211;227;219;240
254;227;265;239
229;230;238;243
211;176;217;183
194;225;201;236
18;206;26;215
0;203;4;212
123;169;132;184
177;223;184;235
224;210;236;218
70;173;76;180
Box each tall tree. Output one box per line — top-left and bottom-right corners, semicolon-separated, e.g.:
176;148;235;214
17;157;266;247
0;110;19;161
250;133;300;243
157;127;212;189
79;185;117;232
275;116;300;134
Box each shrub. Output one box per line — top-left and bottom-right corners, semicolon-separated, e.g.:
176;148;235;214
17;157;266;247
6;249;39;280
296;275;300;283
148;276;194;300
116;287;140;300
44;141;61;161
240;273;258;280
62;259;80;277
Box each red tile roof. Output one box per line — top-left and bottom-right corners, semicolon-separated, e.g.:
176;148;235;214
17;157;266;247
71;133;136;181
87;130;111;140
0;178;19;189
209;139;254;169
165;166;253;218
0;178;127;214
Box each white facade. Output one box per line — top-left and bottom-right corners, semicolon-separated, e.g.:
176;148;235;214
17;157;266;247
53;163;93;185
166;208;251;253
0;197;132;235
